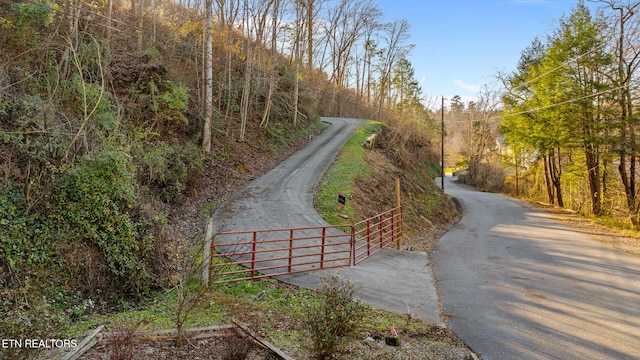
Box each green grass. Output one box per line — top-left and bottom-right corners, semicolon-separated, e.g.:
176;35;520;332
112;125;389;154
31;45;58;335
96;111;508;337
59;266;463;360
314;121;382;225
425;163;443;179
57;120;464;357
261;119;330;153
61;252;430;339
361;306;440;335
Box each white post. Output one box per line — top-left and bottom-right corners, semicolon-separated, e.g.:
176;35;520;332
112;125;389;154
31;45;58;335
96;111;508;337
202;218;214;287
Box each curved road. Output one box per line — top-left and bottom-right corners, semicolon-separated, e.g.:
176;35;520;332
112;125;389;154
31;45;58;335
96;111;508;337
212;117;363;231
433;176;640;359
209;117;443;325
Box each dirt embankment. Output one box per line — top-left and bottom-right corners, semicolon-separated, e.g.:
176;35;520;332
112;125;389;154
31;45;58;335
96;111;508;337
168;121;458;255
351;126;460;253
69;122;470;360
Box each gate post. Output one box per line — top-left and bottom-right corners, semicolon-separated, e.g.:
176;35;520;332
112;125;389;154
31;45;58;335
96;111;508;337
350;225;356;266
378;215;383;248
391;209;395;248
289;229;294;273
202;218;214;287
320;227;326;269
251;231;257;279
366;219;371;256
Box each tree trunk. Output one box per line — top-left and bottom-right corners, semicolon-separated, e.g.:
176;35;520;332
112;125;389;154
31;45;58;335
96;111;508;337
136;0;144;51
543;155;555;205
550;149;564;208
260;0;279;128
515;152;519;196
106;0;112;44
239;0;251;140
585;144;601;215
306;0;314;70
293;59;299;126
239;63;250;140
202;0;213;152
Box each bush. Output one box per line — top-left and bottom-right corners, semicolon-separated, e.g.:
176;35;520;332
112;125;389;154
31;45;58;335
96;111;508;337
148;79;189;124
7;0;59;50
0;289;66;360
219;334;256;360
0;183;53;271
136;141;203;203
103;321;144;360
461;162;505;193
55;149;151;296
304;274;365;359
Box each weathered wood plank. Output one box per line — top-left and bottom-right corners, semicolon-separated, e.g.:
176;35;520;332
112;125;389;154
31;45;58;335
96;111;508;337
61;324;105;360
232;318;296;360
95;325;237;345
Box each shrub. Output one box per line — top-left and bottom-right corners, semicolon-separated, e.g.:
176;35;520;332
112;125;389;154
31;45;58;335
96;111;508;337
304;274;365;359
71;74;118;132
0;183;53;271
219;333;256;360
461;162;505;193
7;0;59;50
136;141;203;203
104;321;144;360
0;288;66;360
55;149;151;296
148;79;189;125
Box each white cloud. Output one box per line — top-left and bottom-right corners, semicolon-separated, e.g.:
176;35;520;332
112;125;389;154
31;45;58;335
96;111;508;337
454;80;481;93
420;76;427;83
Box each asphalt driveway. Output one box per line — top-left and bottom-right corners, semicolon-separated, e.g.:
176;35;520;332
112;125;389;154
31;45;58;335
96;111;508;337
208;117;443;326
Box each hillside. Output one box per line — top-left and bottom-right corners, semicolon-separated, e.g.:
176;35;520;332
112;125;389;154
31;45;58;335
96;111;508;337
0;0;457;358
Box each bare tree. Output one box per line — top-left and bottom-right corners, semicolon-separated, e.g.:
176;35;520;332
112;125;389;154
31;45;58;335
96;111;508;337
325;0;382;87
216;0;241;131
202;0;213;152
376;19;413;118
301;0;327;70
596;0;640;222
293;0;302;126
260;0;281;127
461;86;502;189
362;37;379;104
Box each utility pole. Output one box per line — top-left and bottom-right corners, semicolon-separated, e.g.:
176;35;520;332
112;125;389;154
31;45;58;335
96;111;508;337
441;96;445;191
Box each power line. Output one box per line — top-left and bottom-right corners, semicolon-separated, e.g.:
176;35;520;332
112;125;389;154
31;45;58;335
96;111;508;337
502;84;627;118
505;6;619;95
509;40;610;94
442;83;628;124
19;0;631;123
33;0;285;79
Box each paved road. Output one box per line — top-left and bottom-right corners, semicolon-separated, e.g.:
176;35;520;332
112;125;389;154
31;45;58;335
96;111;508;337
209;117;443;325
432;176;640;359
212;117;363;231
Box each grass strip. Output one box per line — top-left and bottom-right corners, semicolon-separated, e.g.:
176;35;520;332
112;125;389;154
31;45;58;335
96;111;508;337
314;120;382;225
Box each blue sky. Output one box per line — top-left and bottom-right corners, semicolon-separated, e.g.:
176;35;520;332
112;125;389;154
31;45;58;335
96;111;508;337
374;0;603;107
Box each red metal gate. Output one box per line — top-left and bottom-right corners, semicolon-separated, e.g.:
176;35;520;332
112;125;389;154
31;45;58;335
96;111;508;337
352;207;402;265
209;207;402;284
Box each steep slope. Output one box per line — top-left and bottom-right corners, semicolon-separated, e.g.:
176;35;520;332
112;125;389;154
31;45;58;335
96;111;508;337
351;125;459;252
